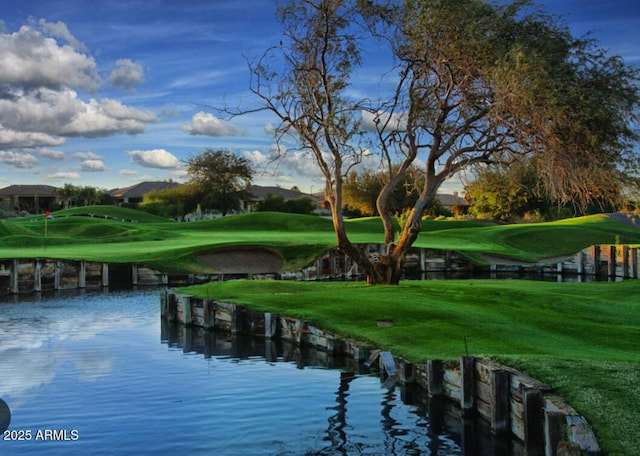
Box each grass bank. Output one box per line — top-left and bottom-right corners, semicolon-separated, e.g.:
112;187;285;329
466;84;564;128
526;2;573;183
179;279;640;456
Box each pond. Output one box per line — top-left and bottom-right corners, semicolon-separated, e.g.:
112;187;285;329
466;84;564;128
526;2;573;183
0;288;513;455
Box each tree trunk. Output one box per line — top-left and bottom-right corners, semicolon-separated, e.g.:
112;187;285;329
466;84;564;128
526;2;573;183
370;253;405;285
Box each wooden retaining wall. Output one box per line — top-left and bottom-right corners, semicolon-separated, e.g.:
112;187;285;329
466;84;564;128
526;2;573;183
289;244;640;282
0;259;222;295
162;290;600;456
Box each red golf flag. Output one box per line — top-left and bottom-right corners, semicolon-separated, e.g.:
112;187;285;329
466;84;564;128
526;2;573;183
45;210;54;219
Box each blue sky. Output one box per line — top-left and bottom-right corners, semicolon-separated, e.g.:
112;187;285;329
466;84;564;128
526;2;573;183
1;1;638;194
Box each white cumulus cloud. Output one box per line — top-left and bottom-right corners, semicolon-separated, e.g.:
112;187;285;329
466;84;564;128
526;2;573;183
182;111;239;137
243;146;324;181
80;159;106;172
0;151;39;168
127;149;181;169
110;58;144;91
73;151;102;160
37;148;65;161
35;18;87;51
0;23;97;90
242;150;269;166
0;87;157;144
0;22;158;153
47;171;81;180
60;97;156;137
0;128;64;149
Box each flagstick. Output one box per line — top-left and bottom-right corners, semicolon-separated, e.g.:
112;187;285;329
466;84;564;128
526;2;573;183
44;215;48;252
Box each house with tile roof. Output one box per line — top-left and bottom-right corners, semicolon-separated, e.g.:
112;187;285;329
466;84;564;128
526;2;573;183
109;181;181;207
436;193;469;215
0;184;59;214
244;185;324;212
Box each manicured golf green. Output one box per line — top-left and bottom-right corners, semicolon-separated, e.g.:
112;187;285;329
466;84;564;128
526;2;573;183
2;207;640;454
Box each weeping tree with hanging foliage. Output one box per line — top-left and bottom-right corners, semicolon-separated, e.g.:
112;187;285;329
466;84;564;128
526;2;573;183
240;0;639;284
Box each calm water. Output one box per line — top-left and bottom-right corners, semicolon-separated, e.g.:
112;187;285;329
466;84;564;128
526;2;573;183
0;288;471;455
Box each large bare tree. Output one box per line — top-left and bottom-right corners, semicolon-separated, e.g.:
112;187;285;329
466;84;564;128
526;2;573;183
242;0;639;284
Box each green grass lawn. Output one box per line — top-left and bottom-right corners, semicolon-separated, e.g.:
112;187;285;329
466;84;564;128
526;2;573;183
179;279;640;456
2;207;640;454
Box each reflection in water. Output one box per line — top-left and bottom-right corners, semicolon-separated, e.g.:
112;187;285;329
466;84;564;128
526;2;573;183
324;371;350;454
162;320;520;455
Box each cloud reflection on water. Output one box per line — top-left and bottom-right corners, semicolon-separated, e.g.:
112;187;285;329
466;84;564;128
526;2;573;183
0;290;156;404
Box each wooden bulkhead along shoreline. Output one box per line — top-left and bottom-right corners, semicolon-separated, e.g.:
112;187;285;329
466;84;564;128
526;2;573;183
161;290;601;456
0;259;222;295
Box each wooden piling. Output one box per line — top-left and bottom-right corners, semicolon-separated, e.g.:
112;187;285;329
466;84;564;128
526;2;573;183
352;346;369;363
622;246;630;278
427;359;444;397
294;319;306;345
167;293;177;322
523;388;544;456
34;260;42;292
546;411;566;456
460;356;475;413
490;369;510;435
608;246;617;277
182;295;192;325
160;291;169;318
592;245;601;275
230;304;244;333
398;360;413;383
102;263;109;287
203;300;216;329
577;251;585;275
10;259;19;294
264;312;277;339
79;260;86;288
54;261;61;290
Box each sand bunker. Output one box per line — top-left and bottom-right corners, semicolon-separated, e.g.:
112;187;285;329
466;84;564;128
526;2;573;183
195;247;284;274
